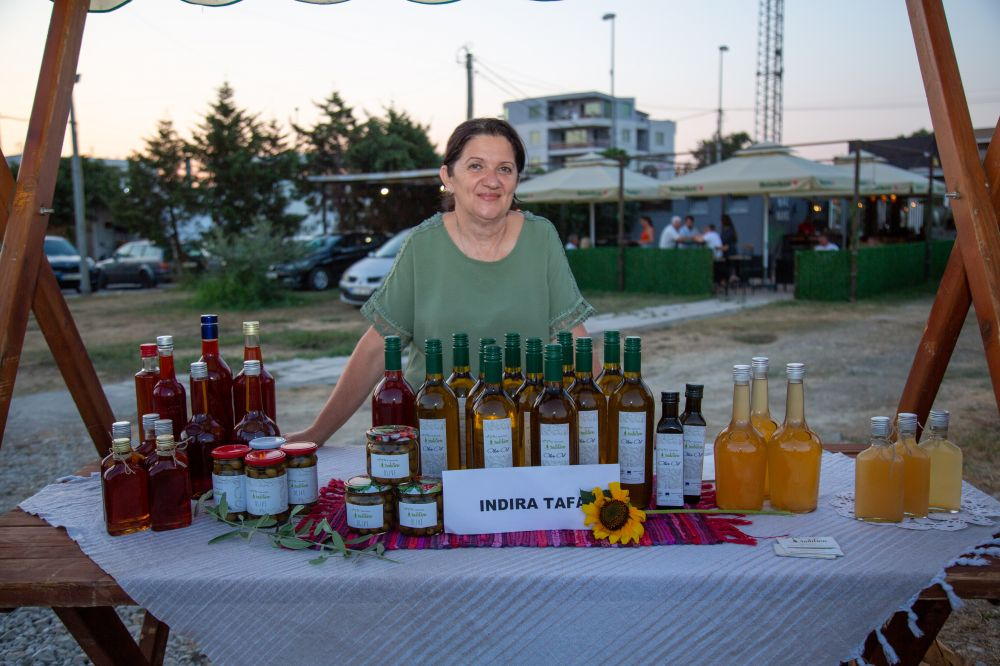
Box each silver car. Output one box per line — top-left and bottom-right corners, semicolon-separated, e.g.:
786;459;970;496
338;228;413;306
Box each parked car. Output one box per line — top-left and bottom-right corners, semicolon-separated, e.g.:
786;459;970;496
338;228;413;306
96;239;172;288
268;231;386;291
44;235;100;292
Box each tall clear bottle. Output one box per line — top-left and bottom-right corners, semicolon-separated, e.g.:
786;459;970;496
415;339;460;475
655;392;685;508
152;335;187;439
680;384;707;506
894;412;930;517
596;330;624;396
472;345;518;469
233;321;277;424
135;343;159;443
855;416;904;523
714;365;767;510
234;360;280;445
446;333;475;469
184;361;225;498
197;314;235;438
464;337;496;465
557;330;575;389
769;363;823;513
607;336;655;508
502;332;524;398
372;335;417;427
513;337;544;468
531;344;579;466
101;421;150;536
920;409;963;513
750;356;779;498
569;337;606;465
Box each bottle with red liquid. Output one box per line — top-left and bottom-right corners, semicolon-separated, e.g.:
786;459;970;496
152;335;187;439
372;335;417;427
135;343;159;443
148;433;192;531
136;412;159;466
233;321;276;425
234;360;280;445
198;314;235;438
101;421;150;536
183;361;225;499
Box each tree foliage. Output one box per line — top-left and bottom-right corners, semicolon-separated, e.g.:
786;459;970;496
693;131;753;168
47;156;127;248
347;106;438;173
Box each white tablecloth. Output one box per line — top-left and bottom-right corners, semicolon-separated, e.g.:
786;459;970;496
21;447;1000;666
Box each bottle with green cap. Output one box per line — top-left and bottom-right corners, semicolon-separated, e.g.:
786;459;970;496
569;337;606;465
465;337;496;466
681;383;707;505
557;330;575;389
596;330;624;396
372;335;417;427
530;344;579;466
502;332;525;398
513;337;545;467
472;345;518;469
416;339;460;475
607;336;655;508
446;333;475;469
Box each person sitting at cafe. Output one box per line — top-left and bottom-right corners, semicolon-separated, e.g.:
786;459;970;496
659;216;683;249
702;224;725;259
565;233;579;251
720;214;738;258
814;234;840;251
638;216;655;247
679;215;704;248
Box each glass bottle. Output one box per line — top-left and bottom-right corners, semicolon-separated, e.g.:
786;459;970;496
855;416;904;523
769;363;823;513
557;330;575;389
596;330;624;397
655;392;685;508
233;320;277;424
464;337;496;466
502;332;525;398
472;345;518;469
681;384;707;506
148;433;193;531
894;412;930;518
750;356;779;498
197;314;235;439
445;333;475;469
101;421;150;536
415;338;460;475
513;337;544;469
714;365;767;511
920;409;963;513
531;343;579;466
136;412;159;466
183;361;226;499
234;360;280;445
569;337;606;465
372;335;417;427
607;336;654;508
134;343;159;443
152;335;187;440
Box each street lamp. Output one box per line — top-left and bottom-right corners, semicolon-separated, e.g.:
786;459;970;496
69;73;90;294
715;44;729;164
602;12;616;150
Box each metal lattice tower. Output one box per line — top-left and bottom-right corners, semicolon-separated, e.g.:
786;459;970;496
754;0;784;143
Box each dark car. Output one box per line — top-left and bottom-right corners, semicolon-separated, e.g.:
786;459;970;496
96;240;173;288
268;231;386;291
44;235;100;292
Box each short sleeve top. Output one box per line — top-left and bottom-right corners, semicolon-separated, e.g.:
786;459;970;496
361;210;594;388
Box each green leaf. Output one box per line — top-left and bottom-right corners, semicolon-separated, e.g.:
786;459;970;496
329;530;346;553
317;518;334;535
288;504;306;520
278;536;313;550
309;554;329;566
253;517;278;529
216;494;229;519
344;534;372;545
208;530;241;544
376;542;385;556
579;488;597;504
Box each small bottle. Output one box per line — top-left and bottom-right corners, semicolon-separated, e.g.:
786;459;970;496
234;360;280;445
513;338;545;468
148;433;193;531
655;392;685;508
415;339;460;475
596;330;624;397
714;365;767;511
197;314;235;438
445;333;475;469
750;356;779;499
134;343;159;443
680;384;707;506
233;320;277;424
465;337;496;467
152;335;187;440
607;336;655;508
557;330;575;389
769;363;823;513
531;343;579;466
136;412;159;466
183;361;226;499
502;332;525;398
569;337;606;465
894;412;931;518
920;409;963;513
855;416;904;523
472;345;518;469
372;335;417;427
101;421;151;536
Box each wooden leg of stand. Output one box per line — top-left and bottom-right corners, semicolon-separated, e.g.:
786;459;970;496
53;606;149;666
854;598;952;666
139;610;170;666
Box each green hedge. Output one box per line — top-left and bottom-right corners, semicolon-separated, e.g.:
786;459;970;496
566;247;712;296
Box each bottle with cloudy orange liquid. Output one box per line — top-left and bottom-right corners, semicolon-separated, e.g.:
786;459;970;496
920;409;962;513
768;363;822;513
894;412;930;518
854;416;903;523
714;365;767;510
750;356;779;498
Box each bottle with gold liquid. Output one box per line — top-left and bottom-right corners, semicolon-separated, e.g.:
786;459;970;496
557;330;575;389
446;333;475;469
596;330;624;396
768;363;822;513
569;337;606;465
920;409;962;513
607;336;654;508
894;412;930;517
502;332;524;398
472;345;518;468
855;416;904;523
531;344;579;466
714;365;767;510
465;337;496;467
750;356;779;498
513;337;544;468
681;384;707;506
415;339;460;475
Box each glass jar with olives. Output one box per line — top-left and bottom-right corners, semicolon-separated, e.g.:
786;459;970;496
344;474;394;535
396;476;443;536
280;441;319;510
366;425;419;485
211;444;251;520
244;450;289;523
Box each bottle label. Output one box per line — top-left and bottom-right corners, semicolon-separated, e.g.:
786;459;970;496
457;397;467;467
287;466;318;505
540;422;571;466
245;473;287;516
618;411;647;485
683;425;707;496
211;473;246;512
399;500;438;528
346;502;384;530
655;432;684;507
482;418;513;468
370;453;410;479
418;418;448;477
522;411;532;460
578;409;600;465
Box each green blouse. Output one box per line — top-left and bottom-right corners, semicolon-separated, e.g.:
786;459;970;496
361;211;594;388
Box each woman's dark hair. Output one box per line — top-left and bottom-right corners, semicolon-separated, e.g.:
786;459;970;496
720;214;734;228
441;117;526;211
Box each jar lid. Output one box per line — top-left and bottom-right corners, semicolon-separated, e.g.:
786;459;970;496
249;436;286;450
398;476;443;495
280;442;318;456
244;450;286;467
366;425;418;442
212;444;251;460
345;474;390;494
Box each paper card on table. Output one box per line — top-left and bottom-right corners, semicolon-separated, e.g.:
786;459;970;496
773;536;844;559
442;464;619;535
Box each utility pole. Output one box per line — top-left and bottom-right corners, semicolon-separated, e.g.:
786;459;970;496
603;13;616;150
459;47;474;120
716;45;729;163
69;73;90;294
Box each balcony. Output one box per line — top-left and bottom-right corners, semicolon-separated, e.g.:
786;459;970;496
548;138;612;152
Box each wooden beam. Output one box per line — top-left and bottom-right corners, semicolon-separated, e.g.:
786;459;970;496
53;606;150;666
139;611;170;666
0;0;89;444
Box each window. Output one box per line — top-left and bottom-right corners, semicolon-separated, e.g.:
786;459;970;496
728;197;750;214
565;129;588;146
621;128;632;144
528;105;542;119
655;132;665;146
583;101;604;118
529;131;541;146
689;198;709;215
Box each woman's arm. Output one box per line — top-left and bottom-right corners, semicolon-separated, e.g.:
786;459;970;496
571;322;602;377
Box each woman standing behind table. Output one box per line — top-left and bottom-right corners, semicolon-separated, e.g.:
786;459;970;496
288;118;595;446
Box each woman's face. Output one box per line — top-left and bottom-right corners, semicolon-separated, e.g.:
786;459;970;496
440;134;518;224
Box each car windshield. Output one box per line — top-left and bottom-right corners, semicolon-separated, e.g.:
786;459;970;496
44;238;78;256
373;229;412;258
303;235;341;252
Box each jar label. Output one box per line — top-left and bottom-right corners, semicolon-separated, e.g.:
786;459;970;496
346;502;384;530
655;432;684;507
418;417;447;477
245;473;287;516
618;411;647;484
578;409;600;465
370;452;409;479
287;466;318;505
399;500;438;528
482;418;513;468
540;422;571;466
457;397;467;467
211;473;246;512
683;425;707;496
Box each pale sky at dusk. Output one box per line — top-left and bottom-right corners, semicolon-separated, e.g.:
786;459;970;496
2;0;998;165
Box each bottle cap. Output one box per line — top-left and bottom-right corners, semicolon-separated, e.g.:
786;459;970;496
897;412;918;434
244;360;261;376
870;416;891;438
141;413;159;431
425;338;442;355
504;332;520;348
384;336;401;352
929;409;950;429
111;421;131;440
503;332;521;367
200;314;219;325
484;345;502;363
479;337;496;350
543;343;562;363
685;383;704;398
243;320;260;336
575;337;593;353
155;433;177;454
661;391;679;403
112;437;133;455
156;335;173;352
452;332;469;348
249;436;286;450
751;356;769;377
624;336;641;353
153;418;173;436
604;330;620;345
190;361;208;379
733;364;751;383
525;337;543;354
139;343;158;358
786;362;805;380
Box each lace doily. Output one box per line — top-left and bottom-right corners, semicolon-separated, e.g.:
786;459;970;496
831;483;1000;531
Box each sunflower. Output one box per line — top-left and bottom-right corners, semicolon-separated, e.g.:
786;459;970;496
581;482;646;545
